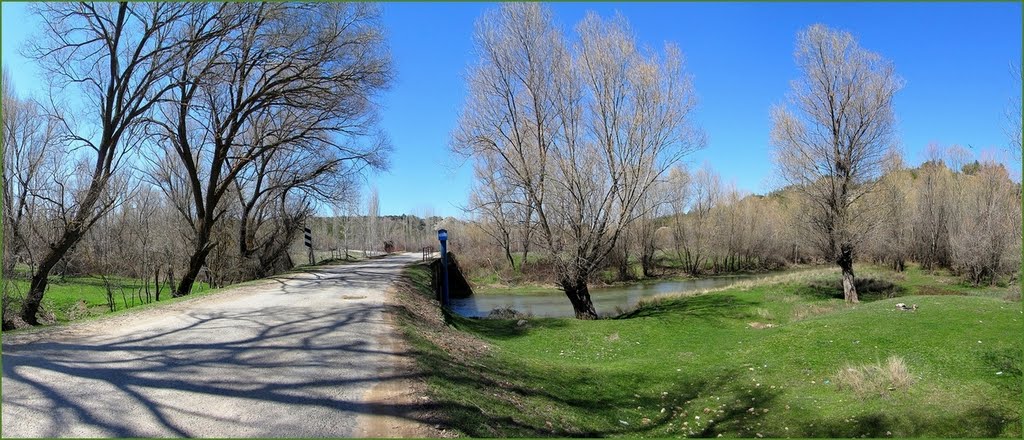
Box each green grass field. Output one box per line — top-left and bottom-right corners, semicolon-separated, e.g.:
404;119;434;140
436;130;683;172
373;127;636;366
5;276;214;323
396;263;1022;437
4;254;372;326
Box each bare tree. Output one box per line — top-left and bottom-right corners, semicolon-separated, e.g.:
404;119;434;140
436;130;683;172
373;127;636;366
680;165;720;275
949;162;1021;285
665;165;692;267
1007;62;1022;163
230;110;371;279
15;3;192;325
2;68;60;279
514;199;536;268
452;4;703;318
771;24;902;303
911;144;954;270
870;149;912;271
635;178;671;278
365;187;383;256
2;68;66;327
151;3;392;296
467;156;520;270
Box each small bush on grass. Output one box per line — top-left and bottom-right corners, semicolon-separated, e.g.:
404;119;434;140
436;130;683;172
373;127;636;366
834;355;913;397
485;307;531;320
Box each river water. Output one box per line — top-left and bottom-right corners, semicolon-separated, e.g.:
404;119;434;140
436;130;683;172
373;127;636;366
450;272;780;318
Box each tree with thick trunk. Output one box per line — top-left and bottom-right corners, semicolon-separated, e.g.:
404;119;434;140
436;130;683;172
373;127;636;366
770;24;902;303
452;4;703;318
16;2;190;325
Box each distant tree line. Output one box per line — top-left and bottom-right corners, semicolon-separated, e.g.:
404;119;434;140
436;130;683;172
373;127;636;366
459;147;1021;289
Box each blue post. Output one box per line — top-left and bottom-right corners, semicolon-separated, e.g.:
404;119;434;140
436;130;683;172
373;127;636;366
438;229;449;307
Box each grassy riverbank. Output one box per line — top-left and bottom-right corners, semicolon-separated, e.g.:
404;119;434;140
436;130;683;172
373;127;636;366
395;263;1021;437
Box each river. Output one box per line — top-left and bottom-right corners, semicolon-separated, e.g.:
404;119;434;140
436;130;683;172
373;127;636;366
450;272;781;318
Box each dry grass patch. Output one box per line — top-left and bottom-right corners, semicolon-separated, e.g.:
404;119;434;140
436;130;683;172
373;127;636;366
834;355;913;397
916;286;965;296
791;302;841;321
1003;289;1021;302
779;294;801;303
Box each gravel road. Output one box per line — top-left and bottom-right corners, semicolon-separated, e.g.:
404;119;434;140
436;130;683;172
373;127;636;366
2;252;428;437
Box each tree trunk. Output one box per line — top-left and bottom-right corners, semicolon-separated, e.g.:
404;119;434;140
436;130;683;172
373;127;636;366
175;245;212;297
561;278;598;319
837;248;858;303
238;216;253;259
504;245;516;272
21;231;81;325
617;253;631;281
175;216;216;297
154;267;162;302
893;258;905;273
641;252;655;278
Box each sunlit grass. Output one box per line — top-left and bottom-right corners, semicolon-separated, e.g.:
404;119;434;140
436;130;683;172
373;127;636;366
397;262;1022;437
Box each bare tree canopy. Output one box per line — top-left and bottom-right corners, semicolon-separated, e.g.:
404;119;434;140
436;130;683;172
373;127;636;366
452;3;704;319
771;24;903;303
2;68;60;278
149;2;393;296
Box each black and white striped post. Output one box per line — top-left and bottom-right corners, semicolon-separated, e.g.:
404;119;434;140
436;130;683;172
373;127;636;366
304;227;313;265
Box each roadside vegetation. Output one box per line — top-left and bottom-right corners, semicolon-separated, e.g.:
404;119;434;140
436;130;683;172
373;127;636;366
396;262;1021;438
1;3;403;329
1;253;376;328
4;273;209;324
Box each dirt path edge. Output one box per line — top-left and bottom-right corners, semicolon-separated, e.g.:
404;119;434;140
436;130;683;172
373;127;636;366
354;283;449;438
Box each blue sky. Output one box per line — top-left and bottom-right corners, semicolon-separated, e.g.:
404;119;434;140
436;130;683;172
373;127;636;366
3;2;1021;217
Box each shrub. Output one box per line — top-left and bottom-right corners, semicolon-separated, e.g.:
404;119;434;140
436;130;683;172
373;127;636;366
485;307;531;320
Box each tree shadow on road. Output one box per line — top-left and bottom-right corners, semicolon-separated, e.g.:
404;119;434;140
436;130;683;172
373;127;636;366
1;302;440;437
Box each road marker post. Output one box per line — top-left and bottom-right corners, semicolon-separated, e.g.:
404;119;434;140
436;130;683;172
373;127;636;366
304;227;313;265
437;229;449;307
